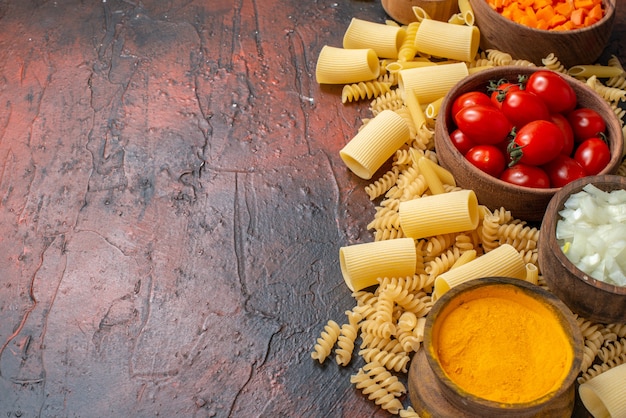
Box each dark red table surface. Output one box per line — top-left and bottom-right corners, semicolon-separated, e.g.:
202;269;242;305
0;1;623;416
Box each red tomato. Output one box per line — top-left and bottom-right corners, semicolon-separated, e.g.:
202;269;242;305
500;164;550;189
542;155;587;188
454;105;512;145
525;70;577;114
549;113;575;156
574;137;611;175
501;90;551;128
451;91;494;118
449;128;477;155
489;82;521;109
567;108;607;143
465;145;506;178
509;120;564;166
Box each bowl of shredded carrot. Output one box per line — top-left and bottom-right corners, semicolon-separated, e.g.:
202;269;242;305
469;0;616;68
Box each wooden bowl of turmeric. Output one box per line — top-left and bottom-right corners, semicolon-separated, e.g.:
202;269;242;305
410;277;583;417
469;0;616;68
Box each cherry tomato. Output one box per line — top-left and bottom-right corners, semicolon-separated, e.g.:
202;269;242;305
465;145;506;178
454;105;512;145
489;82;521;109
449;128;477;155
501;90;551;128
500;164;550;189
525;70;577;114
549;113;575;156
567;108;606;143
573;137;611;175
451;91;494;118
542;154;587;188
509;120;564;166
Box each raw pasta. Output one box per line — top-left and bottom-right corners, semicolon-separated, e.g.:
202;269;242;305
343;18;406;60
342;80;393;103
340;238;417;292
568;64;625;79
432;243;527;301
457;0;475;26
311;320;341;363
316;45;380;84
399;189;479;239
340;109;411;180
398;62;469;104
579;363;626;418
413;18;480;62
311;8;626;417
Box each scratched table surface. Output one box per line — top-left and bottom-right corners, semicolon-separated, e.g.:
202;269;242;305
0;1;623;417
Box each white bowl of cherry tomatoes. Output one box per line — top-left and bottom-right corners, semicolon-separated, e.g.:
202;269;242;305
435;66;624;222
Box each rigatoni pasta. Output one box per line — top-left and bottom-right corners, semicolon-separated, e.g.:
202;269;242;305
339;238;417;292
398;62;468;104
413;18;480;62
316;45;380;84
343;18;406;60
340;109;411;180
432;243;527;301
398;189;479;239
579;363;626;418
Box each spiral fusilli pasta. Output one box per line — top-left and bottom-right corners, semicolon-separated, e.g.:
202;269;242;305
311;320;341;363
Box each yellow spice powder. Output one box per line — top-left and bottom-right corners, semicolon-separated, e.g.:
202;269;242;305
435;285;573;404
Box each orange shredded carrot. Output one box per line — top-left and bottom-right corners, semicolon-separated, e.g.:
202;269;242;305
548;13;567;27
588;3;603;20
570;7;585;25
535;5;555;22
554;2;573;18
574;0;595;9
486;0;604;31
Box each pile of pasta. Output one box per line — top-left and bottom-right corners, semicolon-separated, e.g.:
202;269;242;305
311;2;626;416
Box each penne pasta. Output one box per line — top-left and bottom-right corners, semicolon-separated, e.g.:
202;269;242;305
412;6;431;22
568;65;625;79
417;156;445;195
525;263;539;285
450;249;477;269
447;13;466;25
458;0;475;26
425;97;444;119
386;60;438;72
403;89;428;132
316;45;380;84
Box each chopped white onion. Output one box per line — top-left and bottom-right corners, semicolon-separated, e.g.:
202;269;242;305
556;184;626;287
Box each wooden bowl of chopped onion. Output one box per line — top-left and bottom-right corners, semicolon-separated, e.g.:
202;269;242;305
470;0;616;68
538;175;626;324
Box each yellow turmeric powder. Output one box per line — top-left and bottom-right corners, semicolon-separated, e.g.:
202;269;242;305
434;284;573;404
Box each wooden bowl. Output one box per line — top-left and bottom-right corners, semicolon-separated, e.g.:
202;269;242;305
538;175;626;324
469;0;616;68
412;277;583;417
434;66;624;222
381;0;459;24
